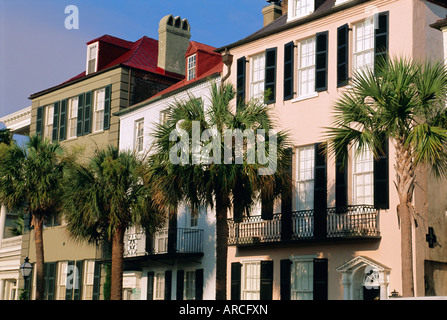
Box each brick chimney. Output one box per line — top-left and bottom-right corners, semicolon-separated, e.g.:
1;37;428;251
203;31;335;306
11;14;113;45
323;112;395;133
157;15;191;76
262;2;283;27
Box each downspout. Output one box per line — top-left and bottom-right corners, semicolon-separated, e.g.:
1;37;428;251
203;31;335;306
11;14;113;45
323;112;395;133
221;48;233;83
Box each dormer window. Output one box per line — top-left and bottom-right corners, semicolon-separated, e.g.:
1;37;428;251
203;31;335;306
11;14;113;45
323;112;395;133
86;43;98;75
187;54;197;80
288;0;314;21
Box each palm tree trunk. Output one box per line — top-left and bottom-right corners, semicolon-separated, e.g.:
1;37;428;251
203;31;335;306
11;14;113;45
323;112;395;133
215;192;229;300
394;138;415;297
111;225;125;300
33;215;45;300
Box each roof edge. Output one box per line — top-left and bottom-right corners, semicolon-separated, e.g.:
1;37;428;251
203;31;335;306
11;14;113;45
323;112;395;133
215;0;372;53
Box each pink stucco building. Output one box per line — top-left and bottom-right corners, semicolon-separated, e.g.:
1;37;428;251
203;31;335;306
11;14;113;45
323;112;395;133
218;0;447;300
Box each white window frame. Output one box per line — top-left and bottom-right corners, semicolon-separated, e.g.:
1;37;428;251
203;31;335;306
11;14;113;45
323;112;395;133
56;261;68;300
67;96;78;139
241;260;261;300
288;0;314;22
249;52;265;100
353;18;375;73
291;255;316;300
134;118;144;153
187;54;197;81
82;260;95;300
44;104;54;141
296;37;317;100
93;88;105;132
296;145;315;211
86;42;98;75
184;270;196;300
352;145;374;205
154;272;165;300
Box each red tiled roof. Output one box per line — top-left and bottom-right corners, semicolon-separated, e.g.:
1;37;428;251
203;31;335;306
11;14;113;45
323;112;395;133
40;34;185;93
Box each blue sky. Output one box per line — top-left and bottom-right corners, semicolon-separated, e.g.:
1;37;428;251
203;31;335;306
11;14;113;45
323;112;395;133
0;0;268;118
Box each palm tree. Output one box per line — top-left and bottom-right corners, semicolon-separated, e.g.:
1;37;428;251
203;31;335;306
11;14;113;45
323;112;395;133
63;145;163;300
325;57;447;297
0;134;65;300
148;82;291;300
0;127;13;145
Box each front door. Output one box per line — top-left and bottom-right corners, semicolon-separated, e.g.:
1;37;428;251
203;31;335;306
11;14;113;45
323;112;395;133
363;287;380;300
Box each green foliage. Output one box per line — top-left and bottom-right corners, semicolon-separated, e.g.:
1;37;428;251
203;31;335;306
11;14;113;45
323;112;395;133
62;145;164;243
0;134;65;220
148;81;292;217
326;57;447;177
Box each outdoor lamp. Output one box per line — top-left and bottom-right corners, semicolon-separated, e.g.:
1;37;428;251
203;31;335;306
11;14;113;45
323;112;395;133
20;257;33;280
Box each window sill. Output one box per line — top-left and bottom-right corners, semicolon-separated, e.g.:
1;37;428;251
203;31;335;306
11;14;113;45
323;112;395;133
291;92;319;103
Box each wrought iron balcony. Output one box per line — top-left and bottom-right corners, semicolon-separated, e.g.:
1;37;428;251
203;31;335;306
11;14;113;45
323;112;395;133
123;227;203;258
228;205;380;246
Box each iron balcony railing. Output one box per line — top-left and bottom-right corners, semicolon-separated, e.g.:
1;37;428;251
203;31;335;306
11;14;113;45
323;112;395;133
228;205;380;245
123;227;203;257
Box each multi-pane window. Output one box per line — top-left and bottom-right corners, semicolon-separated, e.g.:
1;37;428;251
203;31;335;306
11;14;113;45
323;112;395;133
298;37;316;98
296;145;315;211
291;258;314;300
184;271;196;300
44;104;54;140
353;18;375;73
94;88;105;132
67;97;78;139
160;110;168;125
291;0;313;19
353;146;374;205
187;54;197;81
250;52;265;100
154;272;165;300
82;260;95;300
242;261;260;300
135;119;144;153
87;43;98;74
190;206;198;227
56;261;68;300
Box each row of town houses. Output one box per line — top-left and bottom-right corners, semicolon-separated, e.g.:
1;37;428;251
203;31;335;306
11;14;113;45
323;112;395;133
1;0;447;300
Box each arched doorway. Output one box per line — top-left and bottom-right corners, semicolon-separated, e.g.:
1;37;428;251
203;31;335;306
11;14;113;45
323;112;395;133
337;256;390;300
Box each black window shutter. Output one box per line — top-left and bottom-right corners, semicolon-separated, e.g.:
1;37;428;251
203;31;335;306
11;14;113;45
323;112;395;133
264;47;277;104
281;148;293;241
260;260;274;300
59;99;67;141
314;143;327;239
337;24;349;87
261;188;274;220
92;262;101;300
284;42;295;101
315;31;329;92
104;85;111;130
280;259;292;300
83;91;92;135
52;101;60;142
147;272;154;300
76;93;85;136
374;138;389;209
44;262;56;300
231;262;242;300
73;260;84;300
164;270;172;300
176;269;184;300
167;209;177;254
65;260;75;300
236;56;247;109
195;269;204;300
36;106;43;136
335;146;348;211
375;12;389;70
233;181;244;223
313;258;328;300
